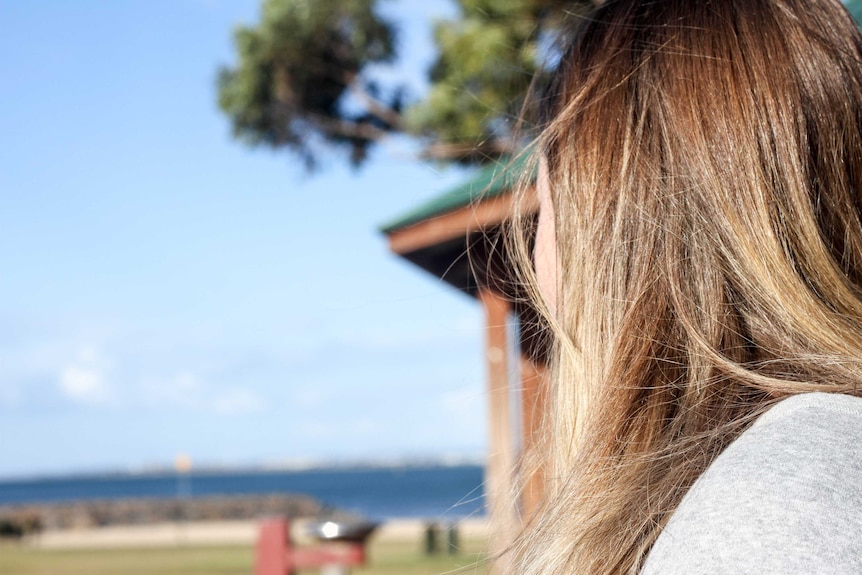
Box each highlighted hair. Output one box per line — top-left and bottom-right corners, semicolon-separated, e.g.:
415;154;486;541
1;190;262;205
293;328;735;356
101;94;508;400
510;0;862;572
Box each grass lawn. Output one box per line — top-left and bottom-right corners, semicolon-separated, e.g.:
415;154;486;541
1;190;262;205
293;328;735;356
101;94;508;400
358;539;489;575
0;537;490;575
0;545;253;575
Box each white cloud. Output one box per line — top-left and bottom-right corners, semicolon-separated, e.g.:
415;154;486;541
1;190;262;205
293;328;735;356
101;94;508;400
60;366;103;400
58;346;111;405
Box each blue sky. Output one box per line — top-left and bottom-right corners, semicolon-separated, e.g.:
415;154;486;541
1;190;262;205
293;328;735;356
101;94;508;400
0;0;488;478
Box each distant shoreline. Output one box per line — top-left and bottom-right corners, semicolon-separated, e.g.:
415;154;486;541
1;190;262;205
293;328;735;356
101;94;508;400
0;458;485;485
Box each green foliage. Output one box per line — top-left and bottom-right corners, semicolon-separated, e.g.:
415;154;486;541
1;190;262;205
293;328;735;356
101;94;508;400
408;0;585;164
216;0;594;169
218;0;398;167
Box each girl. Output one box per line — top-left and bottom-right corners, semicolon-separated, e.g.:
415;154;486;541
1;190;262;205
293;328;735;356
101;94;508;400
513;0;862;572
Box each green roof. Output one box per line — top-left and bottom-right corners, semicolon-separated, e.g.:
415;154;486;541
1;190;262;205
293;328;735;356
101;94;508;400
380;154;535;233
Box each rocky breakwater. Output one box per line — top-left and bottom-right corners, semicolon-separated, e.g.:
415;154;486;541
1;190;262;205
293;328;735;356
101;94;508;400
0;494;347;538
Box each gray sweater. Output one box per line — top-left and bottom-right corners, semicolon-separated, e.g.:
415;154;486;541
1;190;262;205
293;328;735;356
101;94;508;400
642;392;862;574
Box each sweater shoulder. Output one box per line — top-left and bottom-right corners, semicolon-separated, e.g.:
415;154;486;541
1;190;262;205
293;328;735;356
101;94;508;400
642;393;862;575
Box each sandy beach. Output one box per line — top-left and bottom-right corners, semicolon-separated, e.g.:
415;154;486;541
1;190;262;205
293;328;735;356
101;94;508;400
25;517;489;550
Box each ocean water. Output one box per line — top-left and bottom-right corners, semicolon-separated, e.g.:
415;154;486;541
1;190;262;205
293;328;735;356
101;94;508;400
0;465;486;520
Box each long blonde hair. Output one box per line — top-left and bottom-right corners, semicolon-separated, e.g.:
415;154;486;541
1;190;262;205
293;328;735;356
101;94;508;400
510;0;862;572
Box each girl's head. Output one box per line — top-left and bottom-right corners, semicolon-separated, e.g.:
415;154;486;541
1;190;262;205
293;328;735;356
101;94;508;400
513;0;862;572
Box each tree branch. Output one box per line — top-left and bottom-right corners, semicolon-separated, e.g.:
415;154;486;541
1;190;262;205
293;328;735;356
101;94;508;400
270;96;392;144
419;138;518;161
348;83;405;130
313;113;391;142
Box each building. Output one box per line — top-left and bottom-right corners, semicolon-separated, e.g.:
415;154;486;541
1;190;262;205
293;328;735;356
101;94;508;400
381;158;546;570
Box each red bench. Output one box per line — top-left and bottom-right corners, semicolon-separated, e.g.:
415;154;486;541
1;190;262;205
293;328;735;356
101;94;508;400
254;518;370;575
